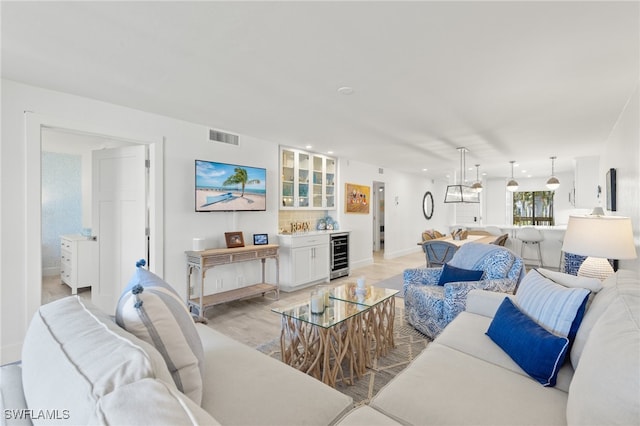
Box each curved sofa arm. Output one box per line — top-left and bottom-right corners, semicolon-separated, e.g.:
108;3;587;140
466;289;515;318
442;278;518;323
403;267;442;285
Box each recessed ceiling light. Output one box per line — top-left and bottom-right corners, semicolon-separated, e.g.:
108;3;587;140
327;150;334;154
422;168;428;172
514;163;520;167
522;170;527;173
337;86;354;95
305;145;312;149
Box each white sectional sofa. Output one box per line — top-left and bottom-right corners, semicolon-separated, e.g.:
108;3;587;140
1;269;638;425
0;295;352;425
346;269;639;425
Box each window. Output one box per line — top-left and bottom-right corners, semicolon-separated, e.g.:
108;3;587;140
513;191;555;226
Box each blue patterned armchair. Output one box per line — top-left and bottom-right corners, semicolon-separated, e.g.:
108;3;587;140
403;243;526;339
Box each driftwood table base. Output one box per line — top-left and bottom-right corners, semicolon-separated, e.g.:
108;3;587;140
278;294;396;388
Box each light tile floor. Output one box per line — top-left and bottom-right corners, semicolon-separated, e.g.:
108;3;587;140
42;250;425;347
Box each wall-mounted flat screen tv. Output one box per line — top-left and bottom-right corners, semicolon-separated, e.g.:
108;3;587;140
195;159;267;212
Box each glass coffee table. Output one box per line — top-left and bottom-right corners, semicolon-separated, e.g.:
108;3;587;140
330;283;399;359
271;283;398;388
272;299;369;388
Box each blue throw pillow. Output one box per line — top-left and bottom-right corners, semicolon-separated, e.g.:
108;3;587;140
486;297;569;387
437;263;484;286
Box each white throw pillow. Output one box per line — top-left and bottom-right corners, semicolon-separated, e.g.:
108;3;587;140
21;296;175;425
116;261;205;405
516;269;590;338
535;268;602;293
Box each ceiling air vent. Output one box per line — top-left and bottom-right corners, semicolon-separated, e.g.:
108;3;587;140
209;129;239;146
379;168;384;174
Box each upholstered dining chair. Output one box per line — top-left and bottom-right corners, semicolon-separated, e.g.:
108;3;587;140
421;240;458;268
490;233;509;246
421;229;444;242
404;243;525;339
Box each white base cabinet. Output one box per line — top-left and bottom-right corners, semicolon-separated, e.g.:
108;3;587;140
278;233;330;292
60;234;98;295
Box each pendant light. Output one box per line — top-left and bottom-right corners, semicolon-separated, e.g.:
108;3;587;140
506;160;519;192
444;147;479;203
546;156;560;190
470;164;483;193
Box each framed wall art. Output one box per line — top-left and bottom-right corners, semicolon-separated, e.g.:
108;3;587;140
345;183;370;214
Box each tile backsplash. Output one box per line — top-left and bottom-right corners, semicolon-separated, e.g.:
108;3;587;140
278;210;328;233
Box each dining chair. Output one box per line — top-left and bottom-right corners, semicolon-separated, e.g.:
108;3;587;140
490;233;509;246
421;240;458;268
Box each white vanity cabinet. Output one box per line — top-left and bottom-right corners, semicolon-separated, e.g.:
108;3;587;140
60;234;97;295
278;233;330;292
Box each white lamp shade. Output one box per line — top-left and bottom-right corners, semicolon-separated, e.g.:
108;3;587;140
562;215;637;260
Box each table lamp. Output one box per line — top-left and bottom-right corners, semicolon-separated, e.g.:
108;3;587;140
562;215;637;280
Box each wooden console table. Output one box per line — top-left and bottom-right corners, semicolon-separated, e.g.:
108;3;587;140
185;244;279;318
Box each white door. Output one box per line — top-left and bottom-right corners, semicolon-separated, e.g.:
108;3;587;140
92;145;148;312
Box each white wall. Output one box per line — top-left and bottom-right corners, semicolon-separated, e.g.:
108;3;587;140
600;83;640;272
1;79;281;362
1;79;440;362
336;159;450;267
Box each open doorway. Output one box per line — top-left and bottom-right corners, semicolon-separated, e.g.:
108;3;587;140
41;129;137;304
373;181;385;253
25;112;164;323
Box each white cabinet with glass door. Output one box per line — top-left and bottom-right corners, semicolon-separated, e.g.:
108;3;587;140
280;147;336;210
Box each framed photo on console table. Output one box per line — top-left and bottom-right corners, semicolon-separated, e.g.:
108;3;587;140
253;234;268;245
225;232;245;248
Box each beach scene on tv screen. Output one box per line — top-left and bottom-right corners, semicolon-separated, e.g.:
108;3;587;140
196;160;266;211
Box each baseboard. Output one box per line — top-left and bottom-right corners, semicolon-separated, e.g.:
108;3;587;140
383;246;423;260
42;266;60;277
351;258;374;270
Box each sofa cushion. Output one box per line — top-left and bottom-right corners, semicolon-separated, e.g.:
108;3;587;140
516;269;590;339
535;268;602;293
0;364;30;426
437;263;483;286
336;406;402;425
21;296;174;425
196;324;353;426
570;270;635;369
371;343;568;425
486;298;569;387
116;263;204;404
90;379;221;425
435;310;574;392
566;276;640;425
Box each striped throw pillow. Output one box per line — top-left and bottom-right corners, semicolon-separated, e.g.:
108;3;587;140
116;260;204;405
516;269;590;339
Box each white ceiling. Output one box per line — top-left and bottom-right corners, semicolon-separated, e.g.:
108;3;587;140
2;1;638;181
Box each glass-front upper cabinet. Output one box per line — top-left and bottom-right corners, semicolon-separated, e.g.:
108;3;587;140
280;147;337;210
